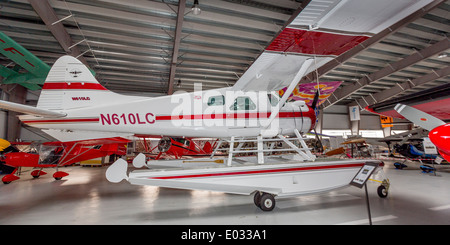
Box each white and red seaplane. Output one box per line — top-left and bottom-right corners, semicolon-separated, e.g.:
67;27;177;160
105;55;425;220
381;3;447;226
0;0;434;211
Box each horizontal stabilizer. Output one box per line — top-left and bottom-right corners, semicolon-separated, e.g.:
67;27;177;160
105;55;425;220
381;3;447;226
0;100;66;117
394;104;445;131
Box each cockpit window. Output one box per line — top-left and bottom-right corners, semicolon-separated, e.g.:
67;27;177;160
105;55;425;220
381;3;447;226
173;137;190;146
207;95;224;106
230;96;256;110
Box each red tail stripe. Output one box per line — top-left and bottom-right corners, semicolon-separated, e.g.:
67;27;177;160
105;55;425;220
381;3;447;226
43;82;107;90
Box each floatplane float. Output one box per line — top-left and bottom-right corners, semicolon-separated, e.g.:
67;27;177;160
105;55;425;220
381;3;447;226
106;135;390;211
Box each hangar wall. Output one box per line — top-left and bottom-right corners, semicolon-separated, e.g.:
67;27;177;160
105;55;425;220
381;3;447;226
322;104;410;131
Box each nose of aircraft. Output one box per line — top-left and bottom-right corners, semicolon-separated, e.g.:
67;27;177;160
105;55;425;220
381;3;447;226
4;152;25;167
429;124;450;161
308;104;317;131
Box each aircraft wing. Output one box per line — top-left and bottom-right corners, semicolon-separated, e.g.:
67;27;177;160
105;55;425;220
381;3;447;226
231;0;433;92
0;31;51;90
366;83;450;121
0;32;95;90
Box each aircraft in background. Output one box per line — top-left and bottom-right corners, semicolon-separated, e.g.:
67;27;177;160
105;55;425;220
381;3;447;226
0;31;49;90
376;128;436;169
366;83;450;121
0;138;127;184
364;83;450;169
136;136;218;160
0;31;95;90
395;103;450;162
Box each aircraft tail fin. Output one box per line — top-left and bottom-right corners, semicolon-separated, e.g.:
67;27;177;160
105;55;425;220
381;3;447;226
37;55;115;111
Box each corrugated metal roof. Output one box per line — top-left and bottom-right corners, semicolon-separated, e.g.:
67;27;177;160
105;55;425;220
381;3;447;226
0;0;449;106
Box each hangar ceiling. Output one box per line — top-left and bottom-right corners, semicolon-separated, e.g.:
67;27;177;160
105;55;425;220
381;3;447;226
0;0;449;109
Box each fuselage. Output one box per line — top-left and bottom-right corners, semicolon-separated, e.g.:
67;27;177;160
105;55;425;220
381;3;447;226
19;87;316;138
429;123;450;161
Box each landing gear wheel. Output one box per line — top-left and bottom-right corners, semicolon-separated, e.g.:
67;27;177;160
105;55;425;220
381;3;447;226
394;162;407;169
377;185;388;198
259;193;275;211
253;192;261;207
53;171;69;180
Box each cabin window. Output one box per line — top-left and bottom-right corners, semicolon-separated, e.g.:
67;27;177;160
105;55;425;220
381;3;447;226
207;95;225;106
267;94;279;106
173;137;190;146
230;96;256;110
38;145;64;165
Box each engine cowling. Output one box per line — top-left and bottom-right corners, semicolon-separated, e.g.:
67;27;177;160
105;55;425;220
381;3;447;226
158;137;172;152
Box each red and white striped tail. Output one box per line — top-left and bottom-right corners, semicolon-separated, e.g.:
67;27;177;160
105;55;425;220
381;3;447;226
37;55;113;111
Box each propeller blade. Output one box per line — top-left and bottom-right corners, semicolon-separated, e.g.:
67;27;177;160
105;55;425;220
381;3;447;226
394;104;445;131
311;90;319;110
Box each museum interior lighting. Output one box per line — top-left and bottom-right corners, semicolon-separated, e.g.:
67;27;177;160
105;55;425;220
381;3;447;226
192;0;201;15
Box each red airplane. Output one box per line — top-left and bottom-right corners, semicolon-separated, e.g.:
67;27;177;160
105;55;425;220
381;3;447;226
0;137;128;184
366;83;450;121
395;104;450;162
136;135;218;160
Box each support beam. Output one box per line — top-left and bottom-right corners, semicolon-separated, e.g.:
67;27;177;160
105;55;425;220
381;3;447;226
167;0;186;95
27;0;90;67
257;135;263;164
227;136;235;166
326;37;450;108
350;120;359;136
351;65;450;108
382;127;391;138
315;108;323;134
301;0;446;85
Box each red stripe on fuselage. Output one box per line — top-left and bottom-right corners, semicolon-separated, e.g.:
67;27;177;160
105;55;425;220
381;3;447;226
22;109;315;124
43;82;108;90
155;109;315;121
267;28;369;56
149;163;365;179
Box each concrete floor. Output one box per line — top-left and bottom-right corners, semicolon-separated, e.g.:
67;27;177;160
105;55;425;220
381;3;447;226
1;160;450;225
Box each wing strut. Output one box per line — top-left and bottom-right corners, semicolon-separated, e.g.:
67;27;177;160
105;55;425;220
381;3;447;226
262;58;314;133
